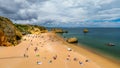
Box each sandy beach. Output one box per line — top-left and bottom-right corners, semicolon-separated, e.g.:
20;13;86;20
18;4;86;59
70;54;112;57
0;32;120;68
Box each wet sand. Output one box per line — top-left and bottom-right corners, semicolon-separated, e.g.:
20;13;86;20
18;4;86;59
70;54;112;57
0;32;119;68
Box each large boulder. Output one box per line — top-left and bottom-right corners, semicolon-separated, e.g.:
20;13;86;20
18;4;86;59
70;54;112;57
83;28;88;33
66;37;78;43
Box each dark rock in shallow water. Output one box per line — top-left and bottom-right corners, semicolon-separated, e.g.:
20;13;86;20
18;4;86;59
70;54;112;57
83;28;88;33
51;28;68;33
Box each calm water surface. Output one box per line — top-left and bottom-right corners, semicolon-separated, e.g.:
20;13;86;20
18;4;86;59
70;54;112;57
62;27;120;60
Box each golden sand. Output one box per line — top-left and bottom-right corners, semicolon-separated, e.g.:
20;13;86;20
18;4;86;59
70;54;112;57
0;32;119;68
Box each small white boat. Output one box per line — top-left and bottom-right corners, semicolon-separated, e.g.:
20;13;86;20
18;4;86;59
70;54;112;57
107;43;115;46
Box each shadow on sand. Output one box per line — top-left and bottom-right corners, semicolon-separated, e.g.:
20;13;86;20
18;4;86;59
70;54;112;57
0;56;24;59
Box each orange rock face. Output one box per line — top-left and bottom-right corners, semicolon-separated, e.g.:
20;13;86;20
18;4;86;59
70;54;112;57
0;30;11;46
0;16;22;46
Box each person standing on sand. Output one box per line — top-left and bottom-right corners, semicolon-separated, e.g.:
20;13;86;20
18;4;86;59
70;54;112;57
79;61;83;65
68;54;70;57
34;47;38;52
26;48;28;51
48;60;52;63
24;54;28;58
66;57;70;61
73;57;78;61
24;54;26;57
53;55;57;60
85;59;89;62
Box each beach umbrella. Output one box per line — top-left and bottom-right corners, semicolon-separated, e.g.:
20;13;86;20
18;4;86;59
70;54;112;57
67;48;72;51
48;60;52;63
36;54;40;57
37;61;42;65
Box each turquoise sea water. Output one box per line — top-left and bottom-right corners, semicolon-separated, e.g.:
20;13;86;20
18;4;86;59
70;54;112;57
61;27;120;61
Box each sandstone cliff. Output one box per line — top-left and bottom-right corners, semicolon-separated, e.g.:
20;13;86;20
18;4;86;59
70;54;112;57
0;16;47;46
14;24;48;35
0;16;22;46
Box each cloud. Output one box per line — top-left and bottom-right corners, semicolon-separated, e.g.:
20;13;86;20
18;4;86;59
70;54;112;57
0;0;120;27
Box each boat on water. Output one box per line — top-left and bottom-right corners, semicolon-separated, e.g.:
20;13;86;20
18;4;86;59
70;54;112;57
107;43;115;46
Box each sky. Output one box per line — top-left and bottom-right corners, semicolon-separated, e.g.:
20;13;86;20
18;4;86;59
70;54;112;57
0;0;120;27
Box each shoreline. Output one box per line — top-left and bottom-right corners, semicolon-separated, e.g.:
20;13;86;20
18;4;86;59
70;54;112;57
0;32;120;68
64;42;120;68
60;33;120;63
77;43;120;63
57;33;120;68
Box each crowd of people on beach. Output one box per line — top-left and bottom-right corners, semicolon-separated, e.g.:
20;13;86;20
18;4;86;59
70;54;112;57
22;34;90;66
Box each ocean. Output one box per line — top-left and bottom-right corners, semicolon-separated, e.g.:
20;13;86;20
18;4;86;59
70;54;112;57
61;27;120;61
